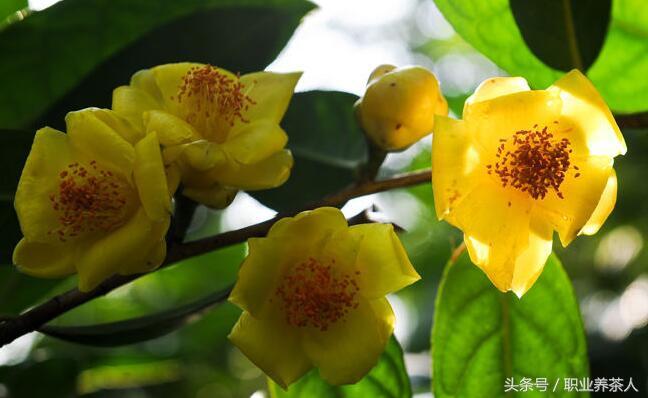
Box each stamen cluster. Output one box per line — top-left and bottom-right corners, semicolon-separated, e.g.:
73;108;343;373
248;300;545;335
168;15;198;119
48;161;128;241
275;258;360;331
175;65;256;135
487;125;578;200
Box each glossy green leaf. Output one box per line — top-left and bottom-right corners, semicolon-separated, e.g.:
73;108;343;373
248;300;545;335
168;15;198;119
252;91;368;212
0;0;26;22
268;336;411;398
510;0;611;71
432;251;589;397
432;0;648;113
0;0;314;130
39;285;232;346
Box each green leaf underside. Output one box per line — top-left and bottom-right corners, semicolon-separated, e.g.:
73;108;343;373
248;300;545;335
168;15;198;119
0;0;26;22
268;336;411;398
509;0;611;72
0;0;314;130
252;91;368;212
432;252;589;397
433;0;648;113
38;285;232;346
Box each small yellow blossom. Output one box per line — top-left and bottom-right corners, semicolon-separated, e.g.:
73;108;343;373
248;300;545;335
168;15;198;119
432;70;626;297
13;108;172;292
112;62;301;208
228;207;420;388
355;64;448;151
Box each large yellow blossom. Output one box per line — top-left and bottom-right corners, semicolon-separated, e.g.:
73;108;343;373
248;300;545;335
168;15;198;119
432;70;625;297
355;64;448;151
228;207;420;388
13;108;172;292
112;62;301;208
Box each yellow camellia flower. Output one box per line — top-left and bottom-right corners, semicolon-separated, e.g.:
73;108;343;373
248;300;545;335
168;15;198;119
13;108;173;292
228;207;420;388
432;70;626;297
355;64;448;151
112;62;301;208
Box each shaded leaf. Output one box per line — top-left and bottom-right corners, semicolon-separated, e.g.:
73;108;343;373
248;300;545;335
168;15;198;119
0;129;34;265
269;336;411;398
510;0;611;71
252;91;368;212
432;251;589;397
0;0;314;130
39;285;232;346
432;0;648;113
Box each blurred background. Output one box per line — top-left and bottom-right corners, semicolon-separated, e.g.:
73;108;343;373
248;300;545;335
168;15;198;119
0;0;646;397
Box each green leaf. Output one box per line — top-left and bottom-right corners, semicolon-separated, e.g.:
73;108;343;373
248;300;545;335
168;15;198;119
432;251;589;397
509;0;611;72
432;0;648;113
0;0;314;130
252;91;368;212
0;0;26;22
39;285;232;346
268;336;411;398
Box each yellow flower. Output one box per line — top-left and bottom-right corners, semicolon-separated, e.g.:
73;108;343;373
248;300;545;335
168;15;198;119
13;108;172;292
228;207;420;388
432;70;626;297
112;62;301;208
355;64;448;151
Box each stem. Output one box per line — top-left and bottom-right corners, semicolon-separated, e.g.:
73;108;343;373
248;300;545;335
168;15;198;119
0;168;431;347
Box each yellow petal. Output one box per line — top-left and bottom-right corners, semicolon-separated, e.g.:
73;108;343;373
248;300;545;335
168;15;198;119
548;69;626;157
143;110;201;146
75;208;169;291
239;71;302;124
130;68;164;103
210;149;293;190
165;163;182;195
134;132;171;221
229;310;311;389
537;155;613;246
452;181;532;292
65;109;136;178
90;108;144;145
269;207;347;240
463;90;562;158
111;86;161;130
225;120;288;165
510;213;554;297
229;237;288;317
13;238;76;278
580;169;617;236
463;76;530;114
180;140;228;172
182;184;238;209
14;127;73;243
302;297;394;385
348;223;420;298
432;116;482;220
120;240;166;275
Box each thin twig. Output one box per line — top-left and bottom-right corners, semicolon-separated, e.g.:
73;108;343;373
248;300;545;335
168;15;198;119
616;112;648;130
0;168;431;347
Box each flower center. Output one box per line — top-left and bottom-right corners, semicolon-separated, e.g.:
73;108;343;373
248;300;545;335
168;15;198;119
275;258;360;331
174;65;256;143
487;125;579;200
48;161;131;241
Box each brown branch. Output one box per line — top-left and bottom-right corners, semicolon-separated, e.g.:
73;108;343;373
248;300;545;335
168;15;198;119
0;168;431;347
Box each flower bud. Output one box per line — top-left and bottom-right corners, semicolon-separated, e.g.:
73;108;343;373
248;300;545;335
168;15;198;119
355;65;448;151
